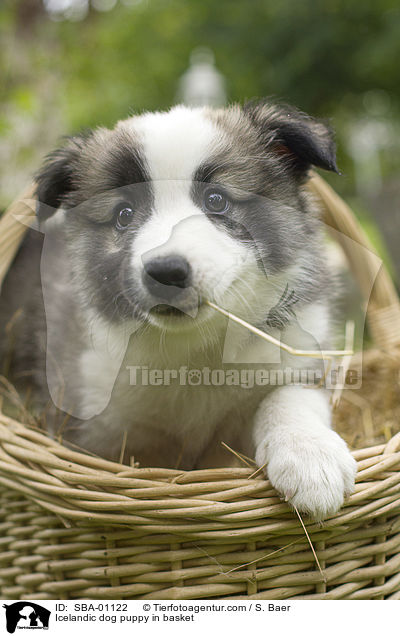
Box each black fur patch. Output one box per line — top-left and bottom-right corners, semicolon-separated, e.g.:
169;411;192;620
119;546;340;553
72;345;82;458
95;130;150;191
35;133;91;220
243;100;338;176
35;129;150;221
266;284;299;329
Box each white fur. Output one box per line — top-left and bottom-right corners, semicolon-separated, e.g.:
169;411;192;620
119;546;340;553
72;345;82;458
131;195;250;305
78;315;136;418
123;105;221;181
253;386;357;520
77;320;256;465
121;108;257;318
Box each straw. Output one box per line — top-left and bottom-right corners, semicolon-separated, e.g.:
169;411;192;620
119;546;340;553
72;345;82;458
205;299;354;362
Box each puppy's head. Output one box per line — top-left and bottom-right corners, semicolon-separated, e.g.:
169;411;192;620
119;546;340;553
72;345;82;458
35;101;337;330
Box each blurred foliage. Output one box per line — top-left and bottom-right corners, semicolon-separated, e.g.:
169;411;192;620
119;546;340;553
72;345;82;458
3;0;400;126
1;0;400;279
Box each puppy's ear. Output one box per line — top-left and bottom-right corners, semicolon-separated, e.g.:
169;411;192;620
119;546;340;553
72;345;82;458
35;133;90;221
244;100;338;176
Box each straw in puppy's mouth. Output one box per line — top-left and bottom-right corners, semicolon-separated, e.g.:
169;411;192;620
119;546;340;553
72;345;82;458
205;299;354;362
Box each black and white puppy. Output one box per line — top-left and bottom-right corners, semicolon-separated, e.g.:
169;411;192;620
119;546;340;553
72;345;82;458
0;101;356;520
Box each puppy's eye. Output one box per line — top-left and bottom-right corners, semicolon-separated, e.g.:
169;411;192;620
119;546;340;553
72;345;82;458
115;206;134;230
204;190;230;214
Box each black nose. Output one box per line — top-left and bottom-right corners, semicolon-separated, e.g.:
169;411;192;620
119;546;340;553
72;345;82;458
142;255;191;299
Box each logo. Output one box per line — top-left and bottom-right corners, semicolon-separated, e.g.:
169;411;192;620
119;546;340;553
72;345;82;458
3;603;50;634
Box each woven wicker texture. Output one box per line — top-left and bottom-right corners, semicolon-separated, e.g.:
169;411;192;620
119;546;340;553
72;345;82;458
0;174;400;600
1;415;400;600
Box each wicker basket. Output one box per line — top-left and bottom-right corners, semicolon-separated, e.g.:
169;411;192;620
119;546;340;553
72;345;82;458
1;174;400;601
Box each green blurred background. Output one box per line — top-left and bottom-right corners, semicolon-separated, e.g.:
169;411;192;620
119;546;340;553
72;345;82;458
1;0;400;282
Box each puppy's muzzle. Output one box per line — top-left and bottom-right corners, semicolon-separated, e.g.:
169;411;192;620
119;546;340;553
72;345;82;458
142;254;192;302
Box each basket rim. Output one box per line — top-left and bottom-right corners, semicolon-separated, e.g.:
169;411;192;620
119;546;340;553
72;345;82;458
1;412;400;541
308;173;400;350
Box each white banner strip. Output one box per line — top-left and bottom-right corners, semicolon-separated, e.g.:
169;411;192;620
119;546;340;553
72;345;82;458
0;599;394;635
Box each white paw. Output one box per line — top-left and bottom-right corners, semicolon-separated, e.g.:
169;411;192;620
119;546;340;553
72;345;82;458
256;427;357;521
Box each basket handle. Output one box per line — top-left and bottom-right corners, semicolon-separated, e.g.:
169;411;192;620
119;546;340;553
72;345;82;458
0;183;36;290
1;177;400;350
308;173;400;350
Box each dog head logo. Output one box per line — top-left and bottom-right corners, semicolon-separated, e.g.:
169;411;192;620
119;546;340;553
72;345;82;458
3;602;50;634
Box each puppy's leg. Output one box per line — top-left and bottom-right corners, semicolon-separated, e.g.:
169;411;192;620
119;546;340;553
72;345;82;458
253;386;357;520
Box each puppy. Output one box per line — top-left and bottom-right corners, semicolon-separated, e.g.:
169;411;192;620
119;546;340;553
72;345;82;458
0;101;356;520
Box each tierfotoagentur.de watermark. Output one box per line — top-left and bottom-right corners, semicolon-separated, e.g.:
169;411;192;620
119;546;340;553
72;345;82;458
126;365;360;389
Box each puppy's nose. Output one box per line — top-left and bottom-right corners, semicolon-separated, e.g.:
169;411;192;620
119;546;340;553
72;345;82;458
142;255;191;298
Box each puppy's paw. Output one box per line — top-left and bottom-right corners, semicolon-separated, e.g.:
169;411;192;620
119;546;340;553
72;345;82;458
256;428;357;521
